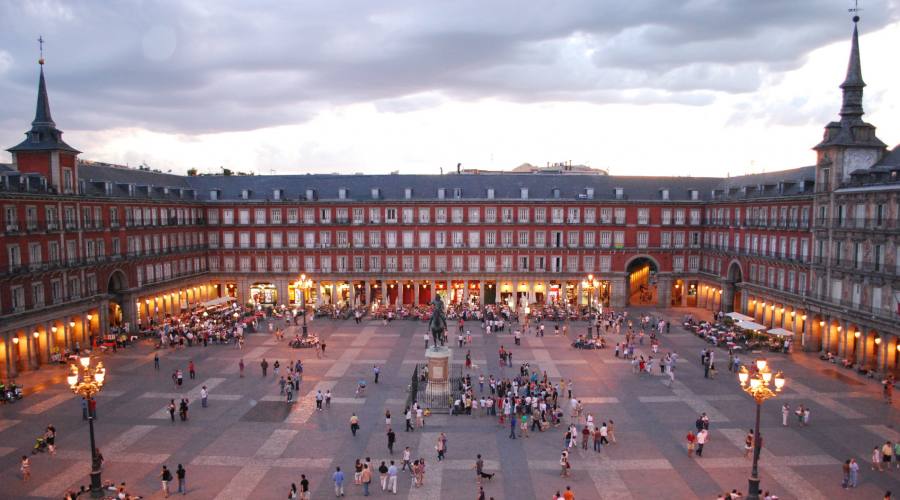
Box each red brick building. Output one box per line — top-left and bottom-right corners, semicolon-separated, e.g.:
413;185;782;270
1;20;898;379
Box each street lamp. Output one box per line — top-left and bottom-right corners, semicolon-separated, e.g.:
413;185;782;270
67;356;106;497
296;274;313;338
86;314;94;348
737;359;785;500
583;274;601;339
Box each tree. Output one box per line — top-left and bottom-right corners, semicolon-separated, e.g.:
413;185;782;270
186;168;198;176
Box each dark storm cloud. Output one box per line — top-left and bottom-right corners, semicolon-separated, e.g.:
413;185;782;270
0;0;896;136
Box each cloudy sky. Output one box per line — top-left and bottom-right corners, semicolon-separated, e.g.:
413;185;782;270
1;0;898;176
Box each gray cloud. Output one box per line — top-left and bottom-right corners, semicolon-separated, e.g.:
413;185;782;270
0;0;897;138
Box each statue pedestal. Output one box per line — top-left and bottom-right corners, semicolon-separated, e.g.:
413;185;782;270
424;346;452;404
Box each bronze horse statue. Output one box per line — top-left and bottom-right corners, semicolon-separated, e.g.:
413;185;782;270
428;294;447;348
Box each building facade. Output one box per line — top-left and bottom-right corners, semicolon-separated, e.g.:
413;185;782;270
1;19;898;379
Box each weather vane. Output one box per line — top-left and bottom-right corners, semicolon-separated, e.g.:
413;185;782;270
848;0;862;21
38;35;45;64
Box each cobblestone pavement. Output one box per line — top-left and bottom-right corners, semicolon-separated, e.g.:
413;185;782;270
1;307;898;499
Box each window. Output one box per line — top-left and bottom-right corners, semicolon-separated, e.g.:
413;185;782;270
419;231;431;248
420;256;431;272
351;208;363;224
674;209;685;225
434;231;445;248
335;208;348;223
254;209;266;224
402;208;414;224
614;208;626;224
386;231;397;248
402;231;414;248
637;232;649;248
435;255;447;272
613;231;625;248
451;208;463;223
485;255;496;272
599;255;612;272
468;255;480;272
468;207;480;224
567;207;580;223
551;208;564;224
599;231;611;248
567;231;579;247
485;207;496;223
501;208;513;223
517;231;530;247
255;232;267;249
468;231;480;248
673;255;684;272
637;208;650;225
31;282;44;307
452;231;464;248
369;208;381;224
502;231;513;248
304;232;315;249
583;255;594;272
335;231;347;248
534;231;545;248
688;256;700;272
435;208;447;223
11;285;25;311
485;231;497;247
418;208;430;224
519;255;530;272
534;208;546;223
518;207;530;223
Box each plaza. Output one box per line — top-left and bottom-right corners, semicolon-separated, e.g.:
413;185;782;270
0;307;897;499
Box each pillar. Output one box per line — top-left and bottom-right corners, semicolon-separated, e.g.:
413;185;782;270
875;336;886;372
45;322;53;363
5;335;18;379
26;328;36;370
478;281;484;307
413;281;419;306
121;294;136;333
62;316;71;349
332;282;338;306
657;276;672;308
350;282;357;306
740;293;749;316
610;276;627;309
99;299;110;338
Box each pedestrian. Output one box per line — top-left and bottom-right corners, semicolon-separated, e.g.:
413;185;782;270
325;389;332;408
200;385;208;408
686;430;696;456
160;465;172;498
20;456;30;481
361;464;372;496
405;407;413;432
289;483;298;499
563;485;575;500
560;450;570;477
873;446;883;471
402;447;412;471
168;400;176;423
88;397;98;419
374;365;380;384
239;358;245;377
315;390;324;410
387;461;398;494
45;425;56;455
436;434;445;461
744;430;754;458
176;464;186;495
82;398;89;420
882;441;894;469
333;466;345;497
300;474;310;500
696;428;708;457
154;352;160;370
782;403;790;427
385;409;392;430
350;413;360;436
261;358;269;377
387;428;396;454
188;360;195;380
849;458;859;487
274;360;280;377
509;411;517;439
378;461;389;491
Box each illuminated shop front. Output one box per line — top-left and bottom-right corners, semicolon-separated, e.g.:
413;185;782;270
250;283;278;305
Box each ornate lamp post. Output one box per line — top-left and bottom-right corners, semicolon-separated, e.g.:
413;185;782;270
86;314;94;348
737;359;785;500
582;274;600;339
296;274;313;338
67;356;106;496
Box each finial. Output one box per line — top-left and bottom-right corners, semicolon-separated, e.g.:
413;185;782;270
848;0;862;23
38;35;44;65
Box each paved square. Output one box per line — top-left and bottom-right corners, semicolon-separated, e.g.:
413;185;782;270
0;307;897;499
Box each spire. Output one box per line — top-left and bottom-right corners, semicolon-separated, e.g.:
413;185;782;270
33;65;56;127
839;16;865;121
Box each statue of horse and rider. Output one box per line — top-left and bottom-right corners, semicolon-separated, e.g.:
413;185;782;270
428;294;447;349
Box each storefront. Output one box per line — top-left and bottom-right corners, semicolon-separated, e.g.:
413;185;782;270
435;281;449;303
250;283;277;305
499;282;513;307
225;283;238;299
484;281;496;305
686;280;698;307
418;282;431;305
402;282;414;305
386;281;400;305
467;281;480;306
547;281;562;304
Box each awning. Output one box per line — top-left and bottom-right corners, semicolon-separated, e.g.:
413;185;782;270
200;296;233;308
767;328;794;337
726;312;754;322
736;320;768;332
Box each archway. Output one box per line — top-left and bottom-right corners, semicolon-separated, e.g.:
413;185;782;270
107;270;128;329
625;256;659;306
725;261;743;313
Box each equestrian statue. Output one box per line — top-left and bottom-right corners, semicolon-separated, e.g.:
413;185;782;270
428;294;447;349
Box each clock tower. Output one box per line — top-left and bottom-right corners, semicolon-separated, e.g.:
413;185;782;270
812;16;886;193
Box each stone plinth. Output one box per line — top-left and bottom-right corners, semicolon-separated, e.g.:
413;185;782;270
425;346;452;383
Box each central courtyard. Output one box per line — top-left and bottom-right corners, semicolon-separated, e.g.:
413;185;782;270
0;307;897;499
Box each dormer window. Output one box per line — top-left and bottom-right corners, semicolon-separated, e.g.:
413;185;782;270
338;188;348;200
305;189;316;201
520;187;528;200
404;188;413;200
273;189;283;200
660;189;669;201
689;189;699;201
438;188;446;200
551;188;561;199
614;187;624;200
486;188;495;199
371;188;381;200
585;188;594;199
453;188;462;199
241;189;251;200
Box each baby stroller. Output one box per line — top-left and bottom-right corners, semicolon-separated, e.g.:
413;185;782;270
32;436;48;454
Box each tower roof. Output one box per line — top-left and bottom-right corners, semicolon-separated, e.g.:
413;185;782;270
7;61;80;155
839;18;865;120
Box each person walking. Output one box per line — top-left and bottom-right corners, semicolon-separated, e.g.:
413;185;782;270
378;461;389;491
332;466;345;497
509;411;517;439
168;400;176;423
360;464;372;496
188;360;195;380
289;483;299;499
696;428;708;457
350;413;360;437
261;358;269;377
176;464;186;495
744;430;754;459
882;441;894;469
686;430;696;456
239;358;245;377
782;403;790;427
154;352;160;370
200;386;208;408
20;456;30;481
436;434;445;461
387;428;396;454
300;474;310;500
374;365;380;384
160;465;172;498
405;407;414;432
873;446;884;471
849;458;859;487
387;461;398;494
402;447;412;472
560;450;570;477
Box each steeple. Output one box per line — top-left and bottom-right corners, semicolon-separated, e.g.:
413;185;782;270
7;53;80;155
839;16;865;122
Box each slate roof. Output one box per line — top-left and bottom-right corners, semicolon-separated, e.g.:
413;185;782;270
7;66;80;154
64;164;816;202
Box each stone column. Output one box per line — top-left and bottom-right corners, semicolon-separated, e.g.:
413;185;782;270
5;335;18;379
657;276;672;308
331;282;338;306
836;322;846;358
99;299;110;338
610;275;627;309
121;293;137;334
741;293;749;315
478;281;484;307
45;322;54;363
413;281;419;306
62;316;70;350
26;328;36;370
350;282;357;307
